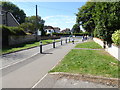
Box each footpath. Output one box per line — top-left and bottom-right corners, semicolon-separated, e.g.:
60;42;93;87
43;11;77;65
1;38;117;88
2;38;78;88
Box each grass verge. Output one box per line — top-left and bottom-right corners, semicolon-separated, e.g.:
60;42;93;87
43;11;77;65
2;39;60;54
75;40;102;49
50;49;119;78
50;41;119;78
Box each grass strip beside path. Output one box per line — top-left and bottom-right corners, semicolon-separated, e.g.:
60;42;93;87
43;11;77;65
2;39;60;54
50;41;119;78
50;49;119;78
75;40;102;49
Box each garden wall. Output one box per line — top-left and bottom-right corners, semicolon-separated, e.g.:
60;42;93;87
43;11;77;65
93;38;120;60
8;35;60;46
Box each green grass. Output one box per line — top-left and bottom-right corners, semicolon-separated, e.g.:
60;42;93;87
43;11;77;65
2;39;60;54
50;41;119;78
75;40;102;49
50;49;119;78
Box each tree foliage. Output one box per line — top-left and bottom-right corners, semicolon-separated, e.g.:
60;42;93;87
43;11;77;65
76;2;96;34
72;24;81;33
1;1;26;24
76;1;120;43
20;16;45;36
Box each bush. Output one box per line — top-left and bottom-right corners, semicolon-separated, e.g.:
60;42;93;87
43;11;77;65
2;25;26;46
52;32;89;36
8;27;26;35
2;25;26;36
73;32;89;36
52;33;70;36
112;30;120;46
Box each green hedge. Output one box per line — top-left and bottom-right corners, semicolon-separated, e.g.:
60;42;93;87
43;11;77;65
52;32;89;36
1;25;26;46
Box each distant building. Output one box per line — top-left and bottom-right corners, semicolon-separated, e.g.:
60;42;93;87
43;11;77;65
44;26;54;34
0;7;20;26
44;26;61;34
53;27;60;33
61;28;70;33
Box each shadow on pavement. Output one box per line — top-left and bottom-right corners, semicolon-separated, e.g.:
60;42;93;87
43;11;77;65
41;52;53;54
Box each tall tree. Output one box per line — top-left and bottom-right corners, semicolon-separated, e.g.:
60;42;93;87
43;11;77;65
2;1;26;24
93;2;120;43
20;16;45;35
76;2;96;35
72;24;81;33
76;1;120;43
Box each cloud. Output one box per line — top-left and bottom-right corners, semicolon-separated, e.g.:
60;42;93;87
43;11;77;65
43;15;76;29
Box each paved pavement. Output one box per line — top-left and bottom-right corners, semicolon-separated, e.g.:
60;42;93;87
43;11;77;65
2;38;80;88
35;74;116;88
1;37;80;68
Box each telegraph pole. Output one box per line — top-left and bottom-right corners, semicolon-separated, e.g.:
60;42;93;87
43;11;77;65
36;5;38;41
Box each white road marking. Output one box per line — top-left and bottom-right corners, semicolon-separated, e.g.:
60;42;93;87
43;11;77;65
31;73;48;89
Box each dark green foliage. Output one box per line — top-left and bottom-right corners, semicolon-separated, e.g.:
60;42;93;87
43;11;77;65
76;2;96;34
1;25;26;46
52;32;89;36
72;24;81;33
8;27;26;36
20;16;45;36
76;1;120;43
2;1;26;24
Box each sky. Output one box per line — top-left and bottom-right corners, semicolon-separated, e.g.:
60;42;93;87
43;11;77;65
11;2;86;30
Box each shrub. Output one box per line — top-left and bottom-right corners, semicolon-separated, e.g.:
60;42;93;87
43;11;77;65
8;27;26;35
52;32;89;36
112;30;120;46
2;25;26;46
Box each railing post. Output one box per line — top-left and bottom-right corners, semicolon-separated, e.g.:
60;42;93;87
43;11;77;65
53;39;55;48
69;38;70;42
61;39;62;45
40;41;42;53
66;37;67;43
72;38;74;44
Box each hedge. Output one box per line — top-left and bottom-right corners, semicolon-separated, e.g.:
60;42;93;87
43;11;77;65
52;32;89;36
1;25;26;46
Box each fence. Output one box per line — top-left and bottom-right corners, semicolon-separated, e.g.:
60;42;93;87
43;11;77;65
93;38;120;60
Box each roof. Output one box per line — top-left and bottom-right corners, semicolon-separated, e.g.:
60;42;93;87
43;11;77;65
44;26;54;29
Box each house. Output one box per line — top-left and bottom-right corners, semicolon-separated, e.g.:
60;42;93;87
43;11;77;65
0;7;20;26
61;28;70;33
44;26;55;34
53;27;60;33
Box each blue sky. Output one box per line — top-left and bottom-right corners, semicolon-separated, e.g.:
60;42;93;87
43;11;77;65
12;2;86;30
